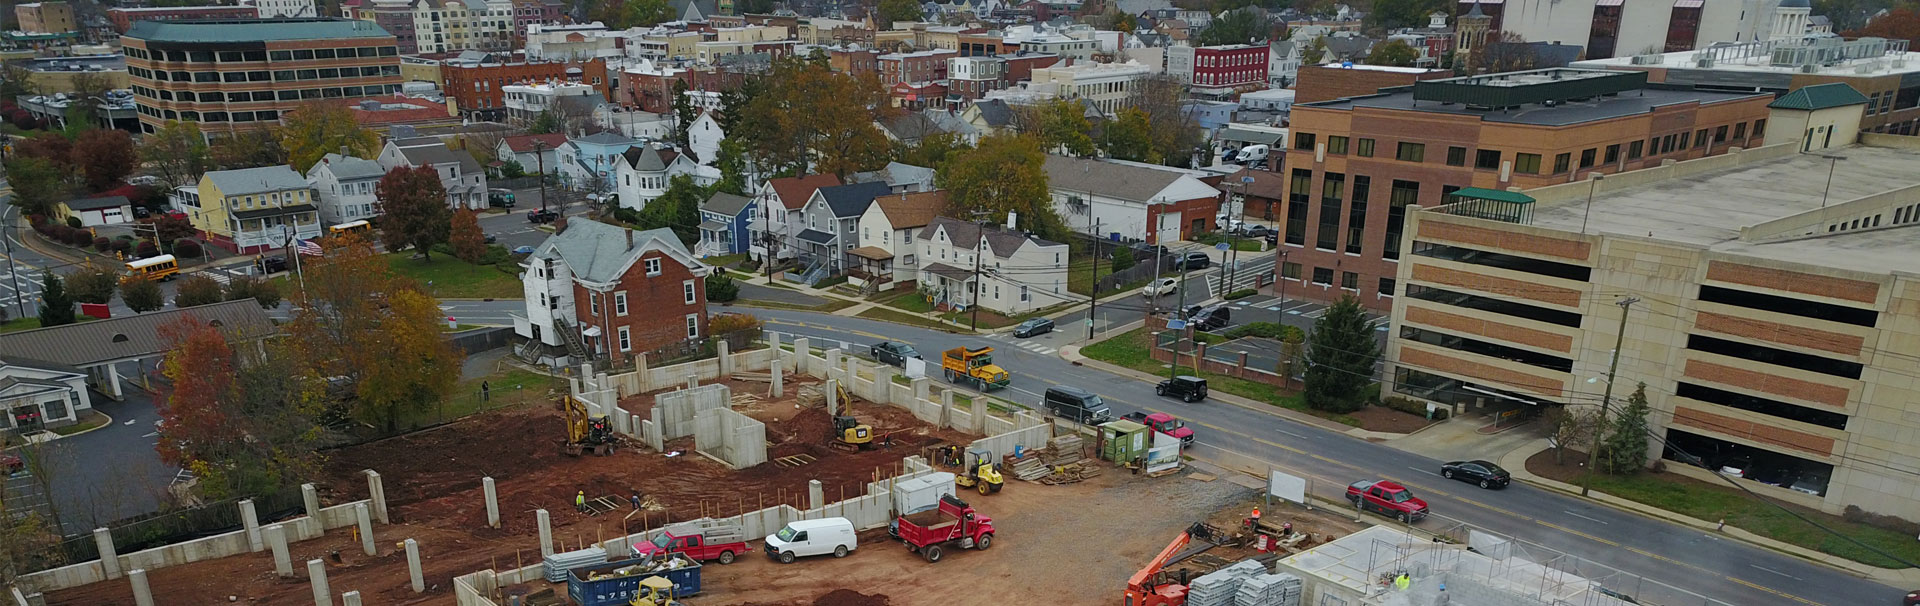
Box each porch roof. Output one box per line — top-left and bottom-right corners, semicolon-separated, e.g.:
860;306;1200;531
231;204;318;220
922;262;973;281
847;246;893;260
796;228;837;245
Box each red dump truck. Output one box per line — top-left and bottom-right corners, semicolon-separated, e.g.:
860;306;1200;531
895;495;995;564
632;518;750;565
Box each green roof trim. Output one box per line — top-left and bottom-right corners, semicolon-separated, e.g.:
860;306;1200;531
1768;83;1868;111
1449;187;1536;205
126;18;393;43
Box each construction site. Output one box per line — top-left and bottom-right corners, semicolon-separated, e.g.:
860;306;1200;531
15;333;1656;606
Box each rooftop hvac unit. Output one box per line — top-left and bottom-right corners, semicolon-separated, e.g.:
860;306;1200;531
1800;63;1822;73
1629;54;1661;65
1695;56;1715;68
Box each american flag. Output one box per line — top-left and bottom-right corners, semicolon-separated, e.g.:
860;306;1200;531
295;238;323;257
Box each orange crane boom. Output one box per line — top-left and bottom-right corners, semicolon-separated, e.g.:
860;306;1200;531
1124;526;1195;606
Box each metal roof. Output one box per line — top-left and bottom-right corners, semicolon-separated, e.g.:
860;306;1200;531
795;228;837;244
0;300;274;368
126;18;393;42
312;153;386;180
1768;82;1868;111
203;166;311;196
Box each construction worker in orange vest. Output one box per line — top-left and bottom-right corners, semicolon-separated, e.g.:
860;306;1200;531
1248;506;1262;530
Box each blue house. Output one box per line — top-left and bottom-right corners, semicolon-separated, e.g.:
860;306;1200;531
697;191;755;257
557;131;640;194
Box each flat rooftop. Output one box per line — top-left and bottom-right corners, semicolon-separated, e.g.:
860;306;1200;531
1526;144;1920;274
1573;39;1920;78
125;18;393;42
1306;86;1765;127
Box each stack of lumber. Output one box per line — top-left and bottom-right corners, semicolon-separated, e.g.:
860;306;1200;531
730;393;760;407
1038;462;1103;485
1042;434;1085;466
1005;453;1050;481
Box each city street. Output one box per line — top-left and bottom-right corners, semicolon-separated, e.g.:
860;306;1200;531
743;306;1905;606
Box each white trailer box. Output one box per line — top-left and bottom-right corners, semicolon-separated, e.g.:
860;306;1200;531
892;472;956;516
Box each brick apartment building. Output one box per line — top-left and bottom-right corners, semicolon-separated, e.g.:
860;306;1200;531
107;6;257;34
1173;44;1272;99
1277;69;1773;311
442;56;607;121
879;48;956;86
514;220;712;366
123;18;403;135
1292;63;1453;104
829;47;880;78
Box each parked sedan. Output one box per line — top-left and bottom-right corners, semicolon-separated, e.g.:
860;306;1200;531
1440;460;1512;489
1141;277;1179;298
870;341;919;367
1012;317;1054;338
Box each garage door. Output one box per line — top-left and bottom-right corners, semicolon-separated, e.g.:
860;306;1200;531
1155;210;1182;244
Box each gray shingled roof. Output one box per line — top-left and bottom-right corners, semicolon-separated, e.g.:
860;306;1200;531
0;300;274;368
1042;155;1183;203
572;131;640;147
850;162;936;190
816;181;893;218
972;99;1015;127
398;142;461;167
313;153;386;180
204;166;311;197
702;191;753;217
64;195;130;211
623;146;680;171
530;219;691;284
919;216;1059;257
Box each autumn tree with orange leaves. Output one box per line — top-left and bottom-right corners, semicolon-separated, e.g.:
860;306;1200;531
156;316;325;499
286;234;462;434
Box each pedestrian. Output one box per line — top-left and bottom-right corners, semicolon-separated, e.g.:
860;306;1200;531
630;493;642;510
575;490;586;513
482;381;490;402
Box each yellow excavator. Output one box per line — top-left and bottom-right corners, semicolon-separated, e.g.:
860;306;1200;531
953;448;1004;495
564;396;615;456
828;415;874;453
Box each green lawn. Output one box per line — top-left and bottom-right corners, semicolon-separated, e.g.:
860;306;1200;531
51;413;109;436
702;253;748;268
730;298;860;313
1081;328;1352;426
397;367;557;429
881;291;935;313
385;254;524;299
1575;469;1920;568
0;315;99;334
1067;259;1112;296
857;306;959;331
1192;232;1266;252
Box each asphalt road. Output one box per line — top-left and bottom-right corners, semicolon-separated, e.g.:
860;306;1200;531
742;306;1905;606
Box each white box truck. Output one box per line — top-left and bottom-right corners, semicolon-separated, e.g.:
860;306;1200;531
889;472;956;538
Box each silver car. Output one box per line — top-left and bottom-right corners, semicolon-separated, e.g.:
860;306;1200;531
1141;277;1179;298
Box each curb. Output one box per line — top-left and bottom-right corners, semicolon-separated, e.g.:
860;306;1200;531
6;410;115;451
1500;439;1920;584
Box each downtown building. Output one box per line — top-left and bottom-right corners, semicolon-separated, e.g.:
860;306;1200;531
1383;86;1920;520
122;18;403;135
1274;69;1772;312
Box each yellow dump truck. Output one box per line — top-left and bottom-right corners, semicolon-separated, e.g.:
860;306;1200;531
941;346;1010;391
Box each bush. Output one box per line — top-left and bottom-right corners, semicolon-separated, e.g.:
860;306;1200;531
135;241;158;258
1839;506;1920;537
611;207;642;225
112;239;133;254
64;216;82;229
92;237;110;252
480;244;510;266
705;271;739;302
1223;288;1257;300
171;239;202;259
1222;321;1304;343
1380;395;1448;420
709;312;762;335
67;229;94;247
1109;246;1135;272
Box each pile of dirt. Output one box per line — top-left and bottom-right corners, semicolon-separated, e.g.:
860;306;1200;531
815;589;891;606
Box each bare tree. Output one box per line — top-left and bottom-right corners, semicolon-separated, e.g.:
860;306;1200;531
1130;75;1203;167
1472;32;1542;74
1545;406;1602;465
460;124;511;166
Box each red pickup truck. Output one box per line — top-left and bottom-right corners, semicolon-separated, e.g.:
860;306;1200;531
632;519;750;565
896;495;994;564
1121;412;1195;448
1346;479;1430;523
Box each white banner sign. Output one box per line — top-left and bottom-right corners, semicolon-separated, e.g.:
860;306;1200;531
904;357;927;379
1268;469;1307;505
1146;432;1182;474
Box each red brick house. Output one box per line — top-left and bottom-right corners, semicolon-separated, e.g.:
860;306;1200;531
513;220;711;367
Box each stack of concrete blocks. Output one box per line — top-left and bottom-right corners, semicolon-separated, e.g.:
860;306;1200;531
1233;573;1303;606
643;383;731;451
1185;560;1269;606
693;407;768;469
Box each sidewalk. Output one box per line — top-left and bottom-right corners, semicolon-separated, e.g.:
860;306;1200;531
1497;439;1920;586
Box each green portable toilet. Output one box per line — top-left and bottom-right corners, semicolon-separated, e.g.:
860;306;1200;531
1099;420;1149;463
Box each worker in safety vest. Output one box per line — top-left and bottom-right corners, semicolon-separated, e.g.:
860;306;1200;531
575;491;586;512
1394;573;1411;591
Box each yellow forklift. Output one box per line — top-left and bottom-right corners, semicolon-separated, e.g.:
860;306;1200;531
952;448;1004;495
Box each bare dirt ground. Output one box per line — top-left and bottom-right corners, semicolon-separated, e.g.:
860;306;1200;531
46;378;975;605
1348;405;1438;435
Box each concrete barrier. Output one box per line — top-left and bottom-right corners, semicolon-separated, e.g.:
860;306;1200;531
651;383;731;440
969;424;1052;463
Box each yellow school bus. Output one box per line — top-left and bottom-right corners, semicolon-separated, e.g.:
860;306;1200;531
126;254;179;281
329;220;371;235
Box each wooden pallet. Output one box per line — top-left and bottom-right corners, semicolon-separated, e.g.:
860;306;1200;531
774;454;816;468
583;496;623;516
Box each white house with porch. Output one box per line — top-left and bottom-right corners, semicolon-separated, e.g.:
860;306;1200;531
0;358;91;432
793;181;893;282
916;216;1072;315
849;189;945;291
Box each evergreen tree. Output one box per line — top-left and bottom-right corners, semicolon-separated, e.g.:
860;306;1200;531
1302;295;1378;413
1600;383;1653;474
672;80;695;147
36;272;75;326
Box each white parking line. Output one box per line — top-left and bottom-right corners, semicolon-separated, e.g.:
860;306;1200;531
1562;510;1609;524
1748;565;1801;581
1281;301;1316;312
1407;466;1440;477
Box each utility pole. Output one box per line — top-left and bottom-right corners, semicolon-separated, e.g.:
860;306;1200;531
1087;218;1101;339
969;232;984;330
534;139;550;212
1169;261;1189;380
1582;296;1639;496
1221;175;1253;298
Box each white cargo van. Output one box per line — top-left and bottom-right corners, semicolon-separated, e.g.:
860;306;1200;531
763;517;857;563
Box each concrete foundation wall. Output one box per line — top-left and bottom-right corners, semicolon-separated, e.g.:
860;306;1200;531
652;383;732;440
983;414;1016;436
693;407;768;469
968;423;1052;463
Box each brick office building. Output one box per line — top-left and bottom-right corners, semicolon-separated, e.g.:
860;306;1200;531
123;18;403;135
442;55;607;121
514;220;712;366
1277;69;1772;311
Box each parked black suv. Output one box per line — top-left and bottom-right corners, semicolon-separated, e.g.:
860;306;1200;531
1043;386;1112;425
528;209;559;224
1155;375;1208;403
1184;304;1231;331
1173;251;1212;270
254;256;289;275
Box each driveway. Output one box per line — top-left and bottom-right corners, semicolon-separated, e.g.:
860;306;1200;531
39;388;179;533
